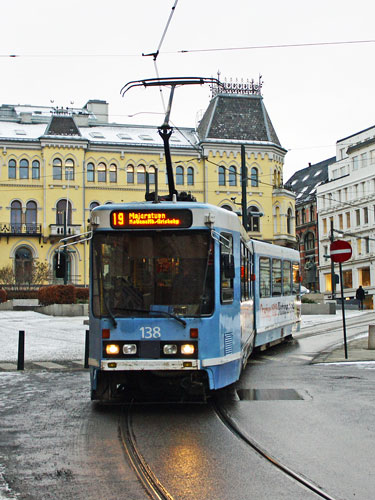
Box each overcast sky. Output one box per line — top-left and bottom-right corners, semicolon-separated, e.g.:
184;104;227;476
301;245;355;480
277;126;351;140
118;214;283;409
2;0;375;181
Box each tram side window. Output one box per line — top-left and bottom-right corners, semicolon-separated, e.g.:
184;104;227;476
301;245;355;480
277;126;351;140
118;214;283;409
240;242;251;301
272;259;282;296
220;233;234;304
259;257;271;298
283;261;292;295
292;262;300;294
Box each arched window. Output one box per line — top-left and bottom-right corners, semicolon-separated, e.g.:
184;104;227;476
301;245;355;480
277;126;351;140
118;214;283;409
274;206;280;233
109;164;117;183
187;167;194;185
87;163;95;182
149;166;156;185
32;160;40;180
218;166;226;186
56;199;72;225
127;165;134;184
20;159;29;179
176;166;184;185
53;158;62;180
248;205;261;232
97;163;106;182
221;204;233;212
287;208;293;234
89;201;100;211
11;200;22;232
251;167;258;187
15;247;33;284
65;159;74;181
305;232;315;251
26;201;37;232
229;166;237;186
8;159;16;179
137;165;146;184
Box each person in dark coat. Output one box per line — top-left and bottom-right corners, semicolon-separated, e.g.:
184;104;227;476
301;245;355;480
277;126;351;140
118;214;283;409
356;285;365;310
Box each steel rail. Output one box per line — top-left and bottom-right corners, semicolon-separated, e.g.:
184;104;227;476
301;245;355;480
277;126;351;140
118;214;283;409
119;404;175;500
212;400;339;500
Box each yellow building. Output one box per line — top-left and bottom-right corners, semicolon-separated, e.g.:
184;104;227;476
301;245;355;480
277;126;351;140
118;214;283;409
0;86;296;287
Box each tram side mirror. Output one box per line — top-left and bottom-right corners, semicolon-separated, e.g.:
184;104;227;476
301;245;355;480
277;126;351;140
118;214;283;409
221;254;235;279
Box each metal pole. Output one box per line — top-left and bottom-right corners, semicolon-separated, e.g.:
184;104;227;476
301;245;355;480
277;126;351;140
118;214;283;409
63;211;68;285
17;330;25;370
241;145;248;230
339;262;348;359
330;219;336;300
84;330;89;369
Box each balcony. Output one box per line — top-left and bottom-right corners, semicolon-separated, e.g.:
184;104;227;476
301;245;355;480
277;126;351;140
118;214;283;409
0;223;42;236
49;224;82;236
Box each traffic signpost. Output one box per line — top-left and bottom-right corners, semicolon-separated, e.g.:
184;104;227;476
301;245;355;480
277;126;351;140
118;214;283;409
330;240;352;359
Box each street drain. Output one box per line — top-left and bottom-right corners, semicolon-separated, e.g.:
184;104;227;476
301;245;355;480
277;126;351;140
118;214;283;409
237;388;303;401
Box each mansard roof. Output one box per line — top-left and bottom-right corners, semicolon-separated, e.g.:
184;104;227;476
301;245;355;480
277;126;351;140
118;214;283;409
285;157;336;205
45;115;81;137
197;93;281;146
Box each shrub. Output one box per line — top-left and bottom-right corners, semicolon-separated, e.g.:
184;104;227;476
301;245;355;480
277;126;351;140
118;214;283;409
6;290;39;300
38;285;76;305
75;287;89;302
0;288;7;303
302;296;316;304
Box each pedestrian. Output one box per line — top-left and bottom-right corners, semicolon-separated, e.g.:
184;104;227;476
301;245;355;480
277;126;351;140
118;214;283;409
356;285;365;310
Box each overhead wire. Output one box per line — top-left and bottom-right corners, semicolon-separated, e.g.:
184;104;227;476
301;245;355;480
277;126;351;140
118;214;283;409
1;37;375;59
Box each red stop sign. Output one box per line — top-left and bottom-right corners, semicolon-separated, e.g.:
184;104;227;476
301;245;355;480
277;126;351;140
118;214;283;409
330;240;352;263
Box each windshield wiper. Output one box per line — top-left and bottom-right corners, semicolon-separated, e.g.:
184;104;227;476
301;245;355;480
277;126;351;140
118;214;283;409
103;294;118;328
119;307;187;328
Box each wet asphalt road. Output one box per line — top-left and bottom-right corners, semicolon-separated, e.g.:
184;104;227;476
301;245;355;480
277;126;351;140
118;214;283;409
1;318;375;499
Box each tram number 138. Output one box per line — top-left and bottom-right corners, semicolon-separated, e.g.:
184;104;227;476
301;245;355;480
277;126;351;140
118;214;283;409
140;326;162;339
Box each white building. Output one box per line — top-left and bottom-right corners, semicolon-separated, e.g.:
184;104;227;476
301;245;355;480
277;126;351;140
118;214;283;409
317;125;375;309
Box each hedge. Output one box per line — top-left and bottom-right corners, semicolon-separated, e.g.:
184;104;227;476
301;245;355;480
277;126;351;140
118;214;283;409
0;288;7;303
38;285;76;305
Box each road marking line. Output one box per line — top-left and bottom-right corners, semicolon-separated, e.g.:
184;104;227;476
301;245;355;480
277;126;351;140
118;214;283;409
33;361;65;369
0;363;18;370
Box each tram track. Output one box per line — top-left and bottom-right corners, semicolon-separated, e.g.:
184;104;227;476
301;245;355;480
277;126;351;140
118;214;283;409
296;312;375;340
119;403;175;500
212;398;339;500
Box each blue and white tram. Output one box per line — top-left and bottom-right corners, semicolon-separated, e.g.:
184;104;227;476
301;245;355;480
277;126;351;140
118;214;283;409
251;240;301;349
88;201;300;401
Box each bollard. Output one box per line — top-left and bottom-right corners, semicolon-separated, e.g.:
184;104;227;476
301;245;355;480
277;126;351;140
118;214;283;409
84;330;89;369
368;324;375;350
17;330;25;370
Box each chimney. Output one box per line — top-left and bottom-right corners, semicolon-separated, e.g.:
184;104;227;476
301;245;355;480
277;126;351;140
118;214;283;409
84;100;109;123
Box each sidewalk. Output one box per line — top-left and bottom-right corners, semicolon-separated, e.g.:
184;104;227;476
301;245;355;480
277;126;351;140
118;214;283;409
300;309;375;364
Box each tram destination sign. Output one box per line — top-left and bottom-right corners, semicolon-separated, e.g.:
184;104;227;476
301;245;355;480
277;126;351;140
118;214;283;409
110;209;193;229
330;240;352;263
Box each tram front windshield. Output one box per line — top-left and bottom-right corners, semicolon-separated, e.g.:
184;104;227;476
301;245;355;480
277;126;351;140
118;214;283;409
92;231;214;318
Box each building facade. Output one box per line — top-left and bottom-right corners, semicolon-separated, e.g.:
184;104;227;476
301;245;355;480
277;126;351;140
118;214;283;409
317;125;375;308
285;157;335;291
0;84;295;287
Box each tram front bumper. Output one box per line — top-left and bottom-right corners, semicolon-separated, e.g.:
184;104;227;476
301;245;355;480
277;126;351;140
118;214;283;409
101;359;199;371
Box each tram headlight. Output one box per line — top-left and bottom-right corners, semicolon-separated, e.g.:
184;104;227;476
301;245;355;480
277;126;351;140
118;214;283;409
163;344;178;355
181;344;195;355
123;344;137;355
105;344;120;355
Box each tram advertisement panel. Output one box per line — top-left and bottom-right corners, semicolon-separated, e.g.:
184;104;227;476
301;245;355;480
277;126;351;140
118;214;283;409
259;297;296;329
